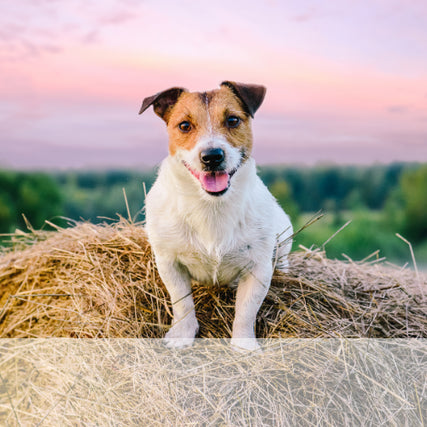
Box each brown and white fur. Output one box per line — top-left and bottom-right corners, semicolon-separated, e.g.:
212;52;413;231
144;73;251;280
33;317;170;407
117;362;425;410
139;81;292;351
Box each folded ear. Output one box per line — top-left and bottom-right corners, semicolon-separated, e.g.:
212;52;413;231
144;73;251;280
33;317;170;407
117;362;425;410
138;87;188;121
220;81;266;117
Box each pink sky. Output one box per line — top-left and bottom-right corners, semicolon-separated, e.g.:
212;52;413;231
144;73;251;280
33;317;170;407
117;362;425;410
0;0;426;169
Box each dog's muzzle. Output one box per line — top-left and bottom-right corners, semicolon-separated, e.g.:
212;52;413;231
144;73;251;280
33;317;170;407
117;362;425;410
183;147;239;196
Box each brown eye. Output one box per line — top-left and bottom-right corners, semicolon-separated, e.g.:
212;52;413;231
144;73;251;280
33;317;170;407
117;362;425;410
178;121;192;132
226;116;240;128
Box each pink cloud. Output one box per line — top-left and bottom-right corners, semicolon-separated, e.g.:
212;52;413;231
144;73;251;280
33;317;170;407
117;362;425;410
99;10;138;25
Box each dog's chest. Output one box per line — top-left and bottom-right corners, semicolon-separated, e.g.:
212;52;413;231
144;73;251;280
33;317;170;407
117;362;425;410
173;199;264;284
176;234;254;285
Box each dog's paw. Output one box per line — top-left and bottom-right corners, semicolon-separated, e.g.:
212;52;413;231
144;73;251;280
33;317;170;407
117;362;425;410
230;338;262;353
163;317;199;349
163;336;196;349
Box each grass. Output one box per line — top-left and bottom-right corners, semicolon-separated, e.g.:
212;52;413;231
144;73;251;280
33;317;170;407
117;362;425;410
295;210;415;263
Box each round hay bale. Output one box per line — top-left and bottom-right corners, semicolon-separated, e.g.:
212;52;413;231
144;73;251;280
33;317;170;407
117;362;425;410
0;221;426;338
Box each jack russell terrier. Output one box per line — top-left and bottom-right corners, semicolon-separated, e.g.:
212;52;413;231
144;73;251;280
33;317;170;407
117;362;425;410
139;81;293;351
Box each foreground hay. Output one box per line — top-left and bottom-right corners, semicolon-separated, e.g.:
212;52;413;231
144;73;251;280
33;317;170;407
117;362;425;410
0;220;426;339
1;339;425;426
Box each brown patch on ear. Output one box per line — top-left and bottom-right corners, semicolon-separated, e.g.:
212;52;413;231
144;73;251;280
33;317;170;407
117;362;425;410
138;87;188;122
220;81;266;118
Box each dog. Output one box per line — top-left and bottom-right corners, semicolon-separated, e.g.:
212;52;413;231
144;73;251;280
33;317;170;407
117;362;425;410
139;81;293;351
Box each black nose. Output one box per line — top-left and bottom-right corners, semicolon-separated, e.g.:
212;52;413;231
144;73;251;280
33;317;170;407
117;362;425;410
200;148;225;168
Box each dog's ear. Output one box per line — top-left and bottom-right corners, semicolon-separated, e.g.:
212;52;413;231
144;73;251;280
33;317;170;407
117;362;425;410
220;81;266;118
139;87;188;121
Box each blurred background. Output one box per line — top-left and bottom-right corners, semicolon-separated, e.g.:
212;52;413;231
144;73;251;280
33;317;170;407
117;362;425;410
0;0;426;265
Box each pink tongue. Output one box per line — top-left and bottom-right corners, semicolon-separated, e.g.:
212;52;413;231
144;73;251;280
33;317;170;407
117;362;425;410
199;171;229;193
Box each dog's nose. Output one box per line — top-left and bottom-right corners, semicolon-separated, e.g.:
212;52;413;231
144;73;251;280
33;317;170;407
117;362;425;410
200;148;225;168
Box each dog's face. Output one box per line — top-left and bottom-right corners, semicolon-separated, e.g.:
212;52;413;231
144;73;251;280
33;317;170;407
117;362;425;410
139;81;266;196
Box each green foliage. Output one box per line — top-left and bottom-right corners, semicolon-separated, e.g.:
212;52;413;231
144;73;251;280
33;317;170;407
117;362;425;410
295;211;410;262
269;180;299;223
414;240;427;268
258;163;407;212
399;165;427;243
0;193;13;227
0;171;63;233
55;170;156;223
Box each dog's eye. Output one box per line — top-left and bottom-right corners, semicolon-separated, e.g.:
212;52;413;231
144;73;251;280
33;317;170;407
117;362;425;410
226;116;240;128
178;121;192;132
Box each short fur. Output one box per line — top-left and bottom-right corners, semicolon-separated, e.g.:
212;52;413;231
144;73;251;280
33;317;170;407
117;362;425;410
140;81;292;350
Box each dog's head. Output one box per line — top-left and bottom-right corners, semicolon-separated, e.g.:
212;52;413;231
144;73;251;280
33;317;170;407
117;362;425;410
139;81;266;196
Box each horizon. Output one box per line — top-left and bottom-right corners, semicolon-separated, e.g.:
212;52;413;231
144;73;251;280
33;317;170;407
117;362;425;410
1;159;423;173
1;0;426;169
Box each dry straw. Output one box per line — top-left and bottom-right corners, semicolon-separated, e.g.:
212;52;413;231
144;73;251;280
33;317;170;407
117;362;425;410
1;338;425;426
0;219;426;425
0;219;425;339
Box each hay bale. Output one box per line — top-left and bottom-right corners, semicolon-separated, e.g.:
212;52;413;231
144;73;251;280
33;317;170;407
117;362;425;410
1;220;425;339
1;339;425;426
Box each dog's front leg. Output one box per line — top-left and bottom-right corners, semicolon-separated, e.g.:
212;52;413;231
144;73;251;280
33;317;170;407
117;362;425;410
231;263;273;351
155;256;199;348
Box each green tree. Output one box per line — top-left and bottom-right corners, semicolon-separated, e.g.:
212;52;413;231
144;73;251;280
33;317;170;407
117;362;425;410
269;180;299;223
399;165;427;242
0;171;64;233
0;171;16;232
0;193;13;230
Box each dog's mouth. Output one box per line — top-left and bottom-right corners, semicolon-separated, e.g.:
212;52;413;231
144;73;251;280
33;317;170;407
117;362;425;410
183;162;237;196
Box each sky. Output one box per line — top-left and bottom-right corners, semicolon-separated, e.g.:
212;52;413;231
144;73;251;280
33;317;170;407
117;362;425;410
0;0;426;169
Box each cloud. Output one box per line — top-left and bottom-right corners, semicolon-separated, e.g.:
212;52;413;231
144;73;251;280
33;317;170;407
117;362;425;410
292;11;316;23
290;4;318;22
100;10;138;25
387;105;409;114
81;30;99;45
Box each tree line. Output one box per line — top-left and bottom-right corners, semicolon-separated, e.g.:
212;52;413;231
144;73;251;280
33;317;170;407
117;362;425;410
0;163;426;257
